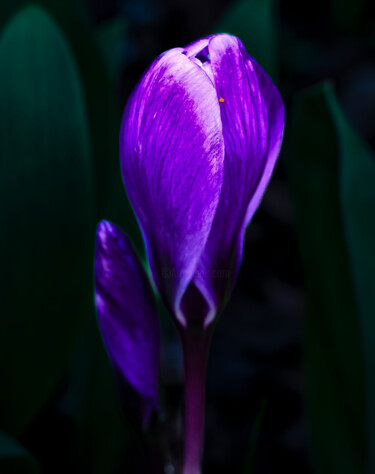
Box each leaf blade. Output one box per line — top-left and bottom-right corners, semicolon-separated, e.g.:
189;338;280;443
288;83;366;474
329;92;375;474
0;5;94;434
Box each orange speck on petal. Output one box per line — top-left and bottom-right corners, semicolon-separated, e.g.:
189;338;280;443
219;97;225;103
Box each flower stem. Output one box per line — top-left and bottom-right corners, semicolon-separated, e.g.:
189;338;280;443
180;327;212;474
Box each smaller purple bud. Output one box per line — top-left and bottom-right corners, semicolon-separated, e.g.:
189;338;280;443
95;220;160;427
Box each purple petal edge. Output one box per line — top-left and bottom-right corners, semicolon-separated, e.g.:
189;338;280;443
95;220;160;426
192;34;285;325
120;47;225;326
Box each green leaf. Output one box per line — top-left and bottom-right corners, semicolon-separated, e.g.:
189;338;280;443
215;0;279;80
0;5;94;434
329;93;375;473
288;83;366;473
242;400;267;474
96;18;128;86
0;0;143;254
0;432;39;473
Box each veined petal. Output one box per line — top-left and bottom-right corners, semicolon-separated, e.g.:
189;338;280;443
95;220;160;426
193;34;285;325
120;48;225;326
183;37;211;58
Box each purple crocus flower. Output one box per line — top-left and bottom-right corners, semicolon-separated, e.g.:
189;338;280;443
95;33;284;474
120;34;284;327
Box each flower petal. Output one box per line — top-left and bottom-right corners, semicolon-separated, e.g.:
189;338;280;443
193;34;285;325
183;37;211;58
95;220;160;426
120;48;225;325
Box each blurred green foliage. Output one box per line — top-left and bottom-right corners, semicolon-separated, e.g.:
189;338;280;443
0;432;39;474
289;83;375;473
0;5;93;435
289;84;366;473
0;0;142;249
330;89;375;473
96;18;129;86
241;400;267;474
0;2;134;471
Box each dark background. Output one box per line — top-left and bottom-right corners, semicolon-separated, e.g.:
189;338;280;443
0;0;374;473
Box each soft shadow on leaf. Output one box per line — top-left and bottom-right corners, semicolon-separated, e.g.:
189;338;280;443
328;91;375;474
0;5;94;435
241;399;267;474
0;0;143;253
288;83;366;474
96;18;129;86
0;431;39;473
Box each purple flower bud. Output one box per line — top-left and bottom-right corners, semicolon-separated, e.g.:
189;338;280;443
95;220;160;426
120;33;285;328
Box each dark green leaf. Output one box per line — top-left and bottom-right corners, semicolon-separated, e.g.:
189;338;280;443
288;83;366;473
0;0;143;254
0;432;39;473
242;400;267;474
0;3;142;470
0;5;94;434
96;18;128;86
329;93;375;474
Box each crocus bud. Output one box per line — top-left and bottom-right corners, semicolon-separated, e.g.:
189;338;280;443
120;34;284;328
95;220;160;426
